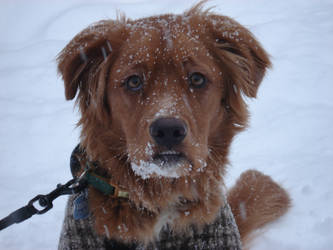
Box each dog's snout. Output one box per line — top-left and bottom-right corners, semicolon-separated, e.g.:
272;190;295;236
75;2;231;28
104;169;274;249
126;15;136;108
150;118;187;148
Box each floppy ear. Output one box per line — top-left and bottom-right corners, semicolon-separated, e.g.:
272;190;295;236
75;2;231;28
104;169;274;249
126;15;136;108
206;14;271;97
205;14;271;127
57;20;126;106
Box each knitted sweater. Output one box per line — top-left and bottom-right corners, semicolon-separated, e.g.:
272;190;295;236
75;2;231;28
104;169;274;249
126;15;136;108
58;195;242;250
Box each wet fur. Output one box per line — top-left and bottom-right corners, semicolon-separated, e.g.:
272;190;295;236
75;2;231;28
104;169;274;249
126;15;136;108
57;1;290;247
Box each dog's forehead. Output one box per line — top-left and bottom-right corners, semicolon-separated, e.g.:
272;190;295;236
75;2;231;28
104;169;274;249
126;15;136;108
120;14;209;65
127;14;200;40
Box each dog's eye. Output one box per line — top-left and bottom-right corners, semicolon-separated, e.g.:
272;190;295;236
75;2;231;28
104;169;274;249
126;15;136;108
125;75;143;91
189;72;206;88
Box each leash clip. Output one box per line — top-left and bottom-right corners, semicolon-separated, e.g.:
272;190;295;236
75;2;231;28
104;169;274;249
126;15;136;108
29;177;88;214
0;177;88;231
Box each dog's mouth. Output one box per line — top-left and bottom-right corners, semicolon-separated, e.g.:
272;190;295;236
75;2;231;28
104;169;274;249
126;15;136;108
130;148;192;179
152;151;187;167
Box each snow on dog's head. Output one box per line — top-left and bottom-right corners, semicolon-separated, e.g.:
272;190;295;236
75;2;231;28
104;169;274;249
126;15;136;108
57;1;270;243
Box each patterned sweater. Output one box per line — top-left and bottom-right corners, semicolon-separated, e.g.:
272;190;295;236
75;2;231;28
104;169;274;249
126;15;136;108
58;195;242;250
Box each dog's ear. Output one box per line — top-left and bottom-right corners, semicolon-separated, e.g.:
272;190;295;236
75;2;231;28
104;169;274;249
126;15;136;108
205;15;271;98
202;14;271;127
57;20;125;101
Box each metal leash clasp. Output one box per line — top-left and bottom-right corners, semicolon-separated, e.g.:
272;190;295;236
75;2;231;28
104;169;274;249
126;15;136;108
28;177;87;214
0;175;88;231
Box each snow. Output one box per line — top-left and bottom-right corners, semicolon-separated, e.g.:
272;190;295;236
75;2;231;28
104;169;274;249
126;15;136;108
0;0;333;249
131;160;181;179
104;224;111;239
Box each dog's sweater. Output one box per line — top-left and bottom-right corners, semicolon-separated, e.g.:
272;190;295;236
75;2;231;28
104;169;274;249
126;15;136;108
58;195;242;250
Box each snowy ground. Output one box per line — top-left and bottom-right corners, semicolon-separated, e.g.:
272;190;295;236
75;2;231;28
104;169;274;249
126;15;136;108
0;0;333;249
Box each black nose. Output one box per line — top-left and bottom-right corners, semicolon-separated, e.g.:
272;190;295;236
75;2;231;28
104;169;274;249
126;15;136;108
150;118;187;148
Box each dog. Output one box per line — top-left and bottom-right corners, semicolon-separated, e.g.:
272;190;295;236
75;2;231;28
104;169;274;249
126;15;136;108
57;1;290;248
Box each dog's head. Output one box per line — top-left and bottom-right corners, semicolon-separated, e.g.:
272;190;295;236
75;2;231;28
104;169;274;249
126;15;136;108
58;2;270;240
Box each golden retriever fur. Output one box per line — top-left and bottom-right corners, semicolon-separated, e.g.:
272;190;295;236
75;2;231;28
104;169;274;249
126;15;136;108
57;1;290;246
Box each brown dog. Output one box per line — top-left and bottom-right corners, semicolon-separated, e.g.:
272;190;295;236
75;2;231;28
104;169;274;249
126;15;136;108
57;1;290;247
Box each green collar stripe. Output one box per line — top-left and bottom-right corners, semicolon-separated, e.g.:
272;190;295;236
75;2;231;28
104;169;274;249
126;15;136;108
85;171;115;196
